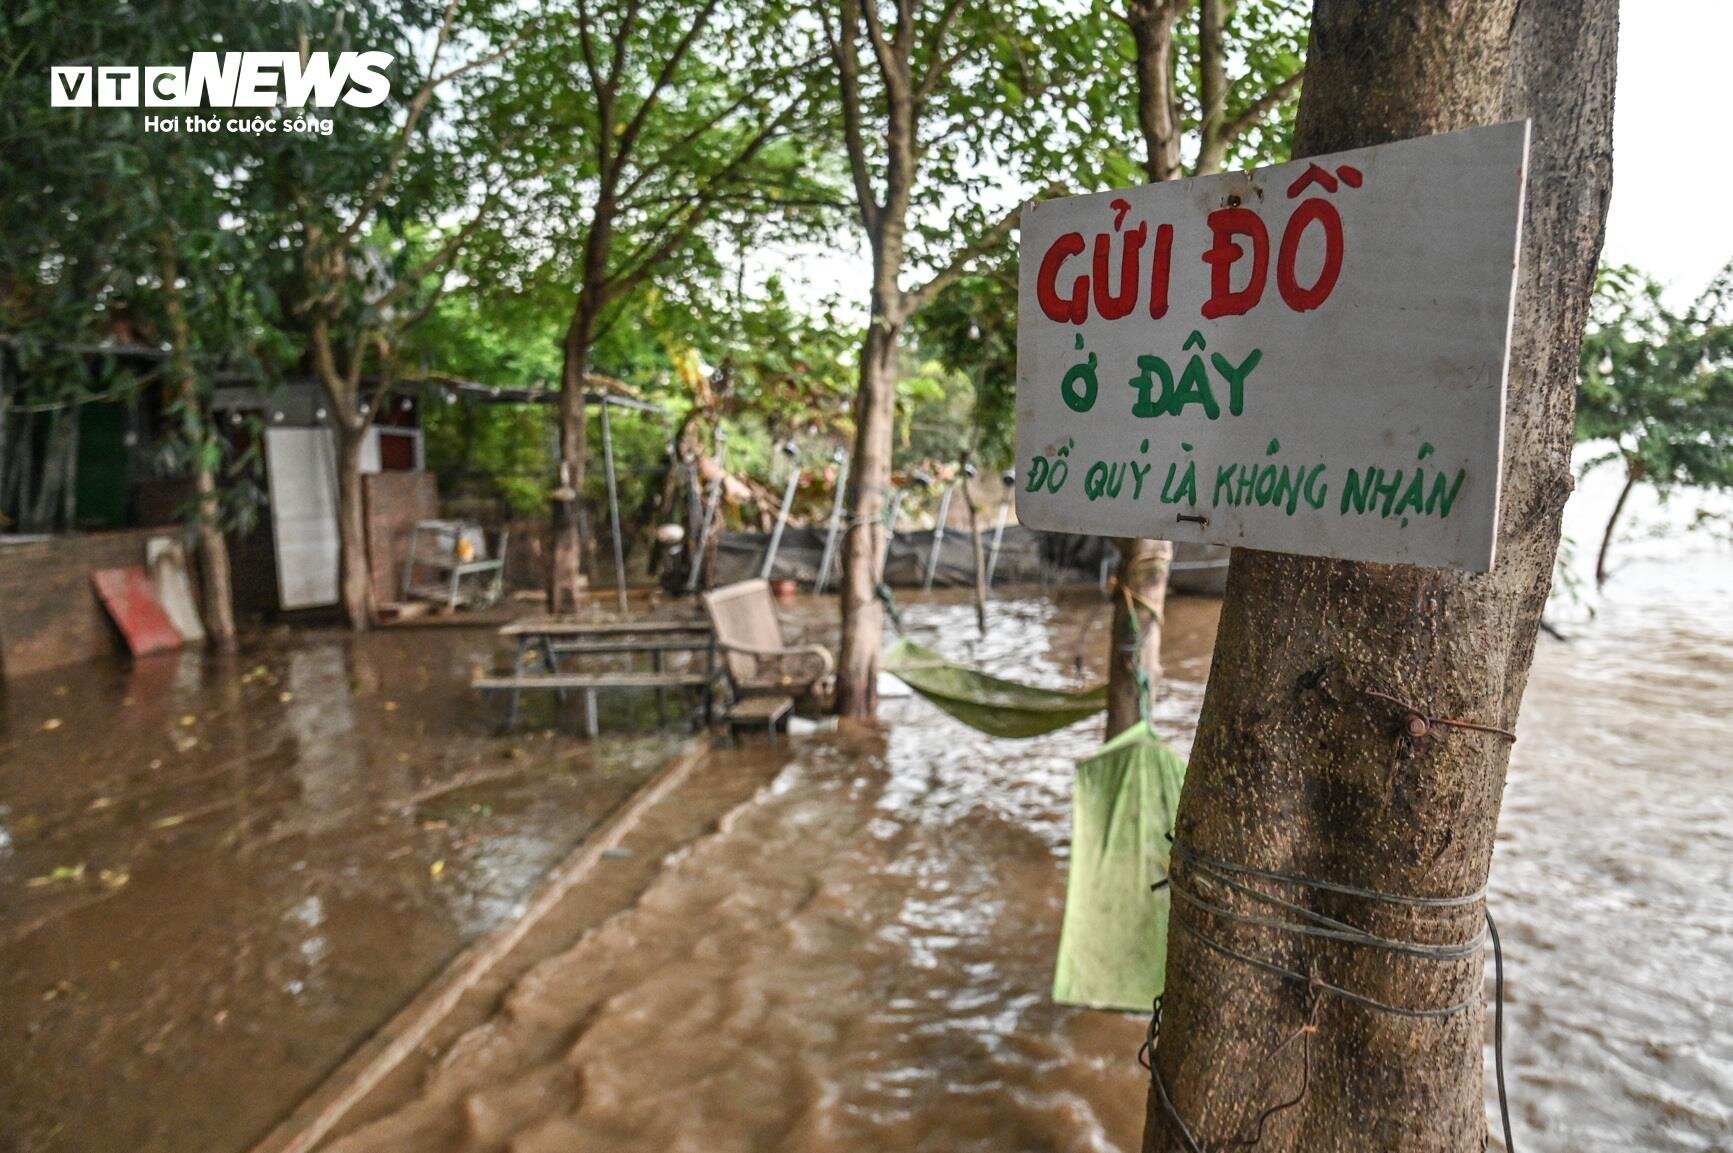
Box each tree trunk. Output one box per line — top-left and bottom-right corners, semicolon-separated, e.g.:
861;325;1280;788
193;462;238;650
1128;1;1185;182
334;423;373;630
1113;0;1205;740
1143;2;1615;1151
1106;537;1172;737
836;319;901;717
551;298;598;614
161;238;238;651
1594;458;1638;587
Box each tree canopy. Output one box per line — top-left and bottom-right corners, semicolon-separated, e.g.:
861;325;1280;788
1578;263;1733;582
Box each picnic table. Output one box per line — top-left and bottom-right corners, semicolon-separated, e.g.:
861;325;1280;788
473;617;720;735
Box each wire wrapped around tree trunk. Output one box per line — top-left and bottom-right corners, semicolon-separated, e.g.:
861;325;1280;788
1142;841;1516;1150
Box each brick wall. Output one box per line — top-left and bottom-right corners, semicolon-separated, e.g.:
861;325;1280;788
363;471;439;606
0;528;203;678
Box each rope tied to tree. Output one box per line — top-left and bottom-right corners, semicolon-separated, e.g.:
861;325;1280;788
1110;550;1169;727
1142;841;1516;1151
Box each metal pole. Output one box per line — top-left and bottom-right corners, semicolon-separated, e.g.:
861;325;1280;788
961;462;988;633
985;469;1015;589
878;489;905;579
686;428;727;593
814;447;849;593
922;478;957;591
882;471;928;582
759;441;801;580
599;396;628;612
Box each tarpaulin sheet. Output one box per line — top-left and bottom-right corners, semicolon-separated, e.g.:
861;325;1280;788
1052;724;1188;1012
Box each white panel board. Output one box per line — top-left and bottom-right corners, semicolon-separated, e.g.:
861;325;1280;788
1015;121;1529;572
265;427;341;610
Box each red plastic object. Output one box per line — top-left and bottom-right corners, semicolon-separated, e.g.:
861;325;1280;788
91;566;184;656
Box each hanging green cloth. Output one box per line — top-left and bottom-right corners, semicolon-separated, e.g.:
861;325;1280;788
883;638;1107;739
1052;724;1188;1012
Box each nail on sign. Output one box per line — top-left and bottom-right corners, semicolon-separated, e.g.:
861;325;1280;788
1014;121;1530;572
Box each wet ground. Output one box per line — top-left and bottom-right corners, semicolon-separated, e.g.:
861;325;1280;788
4;465;1730;1152
314;587;1197;1153
0;624;687;1153
316;512;1730;1149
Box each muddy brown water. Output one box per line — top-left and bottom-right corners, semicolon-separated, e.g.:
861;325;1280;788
0;625;686;1153
5;514;1731;1152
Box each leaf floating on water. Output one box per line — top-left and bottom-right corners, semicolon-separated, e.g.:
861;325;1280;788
178;715;197;728
430;859;446;878
153;814;188;830
383;700;398;712
41;718;62;732
279;691;294;704
27;863;85;887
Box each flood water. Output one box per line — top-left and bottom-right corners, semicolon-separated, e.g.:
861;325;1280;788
3;460;1730;1152
0;626;682;1153
322;485;1730;1150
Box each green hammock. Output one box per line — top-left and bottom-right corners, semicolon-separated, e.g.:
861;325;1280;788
883;638;1108;739
1052;724;1188;1012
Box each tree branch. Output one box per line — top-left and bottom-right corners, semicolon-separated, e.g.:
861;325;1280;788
914;0;969;100
337;3;536;249
1219;67;1306;146
612;0;725;177
858;0;902;87
615;53;822;209
605;105;798;300
374;189;500;311
903;188;1056;317
828;0;882;233
1194;0;1228;175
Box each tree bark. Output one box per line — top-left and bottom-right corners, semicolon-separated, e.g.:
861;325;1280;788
837;317;901;717
1594;457;1638;587
1106;537;1172;737
1144;2;1616;1151
1193;0;1230;176
1127;0;1186;183
551;294;599;614
161;236;238;651
334;422;374;630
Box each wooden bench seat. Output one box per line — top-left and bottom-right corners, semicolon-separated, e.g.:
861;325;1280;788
725;694;794;742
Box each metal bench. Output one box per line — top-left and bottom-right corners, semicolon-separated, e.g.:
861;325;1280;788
472;671;717;737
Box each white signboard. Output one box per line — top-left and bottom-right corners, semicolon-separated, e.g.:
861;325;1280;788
1015;121;1529;572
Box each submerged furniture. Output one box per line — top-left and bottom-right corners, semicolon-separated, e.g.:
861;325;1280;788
701;579;834;704
474;617;720;734
401;520;508;610
725;694;795;743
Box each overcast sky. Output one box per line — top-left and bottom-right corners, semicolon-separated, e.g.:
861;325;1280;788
772;4;1722;320
1602;0;1731;304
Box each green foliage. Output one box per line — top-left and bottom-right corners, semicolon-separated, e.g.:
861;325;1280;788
0;0;283;531
1579;263;1733;496
912;272;1016;468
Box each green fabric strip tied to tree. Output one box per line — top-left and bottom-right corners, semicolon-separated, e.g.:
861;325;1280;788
882;639;1107;739
1051;724;1188;1013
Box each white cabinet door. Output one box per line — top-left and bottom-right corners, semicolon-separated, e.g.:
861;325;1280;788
265;428;341;609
